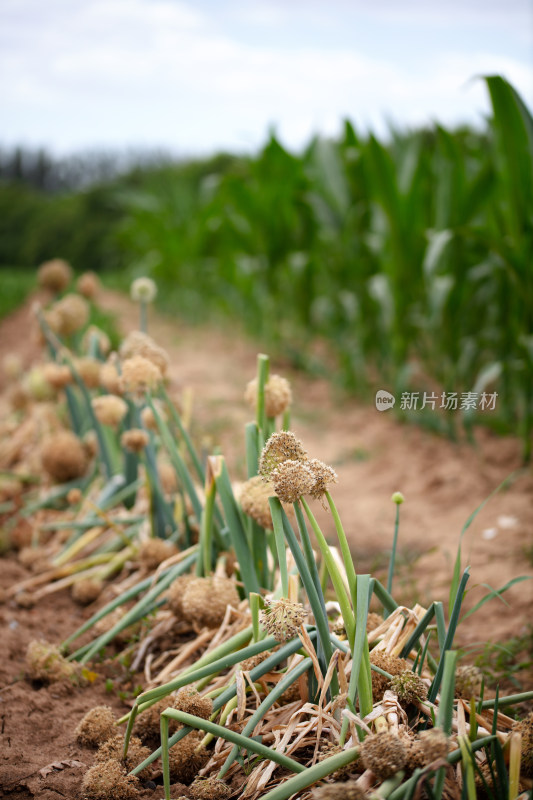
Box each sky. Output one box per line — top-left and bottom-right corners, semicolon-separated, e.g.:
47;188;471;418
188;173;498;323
1;0;532;157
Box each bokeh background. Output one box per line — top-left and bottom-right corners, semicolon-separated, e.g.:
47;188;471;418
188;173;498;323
1;0;532;454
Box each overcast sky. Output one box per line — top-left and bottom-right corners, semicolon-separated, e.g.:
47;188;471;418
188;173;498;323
1;0;532;156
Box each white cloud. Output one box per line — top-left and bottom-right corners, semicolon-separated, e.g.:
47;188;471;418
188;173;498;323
1;0;531;154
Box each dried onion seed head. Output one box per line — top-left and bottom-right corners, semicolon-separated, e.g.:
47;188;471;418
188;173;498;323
158;461;178;495
366;612;383;632
140;399;166;431
317;742;360;781
261;597;306;642
76;705;116;746
37;259;72;293
100;359;122;394
119;330;169;375
175;687;213;720
513;712;533;777
24;367;56;401
390;670;428;705
167;730;209;782
259;431;308;481
360;732;407;779
74;357;101;389
240;651;272;672
417;728;450;764
312;781;366;800
82;324;110;355
244;374;292;418
53;293;90;336
307;458;338;501
71;578;103;605
369;650;408;703
130;276;157;303
92;395;129;428
134;697;181;746
95;734;151;778
3;353;23;380
77;271;100;299
81;758;139;800
167;574;196;619
121;428;149;453
43;363;72;390
190;777;231;800
41;430;88;482
26;640;82;685
120;356;161;395
181;576;240;628
455;664;483;699
271;459;316;504
239;475;275;529
138;538;177;571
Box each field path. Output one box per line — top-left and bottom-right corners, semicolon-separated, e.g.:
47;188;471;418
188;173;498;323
2;288;532;653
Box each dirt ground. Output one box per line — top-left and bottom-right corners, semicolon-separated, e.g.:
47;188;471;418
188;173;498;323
0;289;532;799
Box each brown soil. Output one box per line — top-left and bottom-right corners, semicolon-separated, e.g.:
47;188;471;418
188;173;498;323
0;289;532;799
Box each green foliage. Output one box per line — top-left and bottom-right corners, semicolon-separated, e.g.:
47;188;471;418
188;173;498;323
0;267;36;320
2;76;532;454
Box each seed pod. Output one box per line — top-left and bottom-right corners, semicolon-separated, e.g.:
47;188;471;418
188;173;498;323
244;374;292;418
307;458;338;501
181;576;240;628
369;650;408;702
271;459;316;503
360;731;407;779
239;475;275;529
75;705;116;746
261;597;306;642
389;670;428;705
175;687;213;720
81;758;139;800
41;431;88;482
167;730;209;782
92;395;128;428
37;259;72;293
190;777;231;800
259;431;308;480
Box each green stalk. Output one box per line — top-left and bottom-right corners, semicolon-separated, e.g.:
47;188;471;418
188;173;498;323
325;491;357;600
386;501;401;610
429;568;469;702
270;497;289;597
256;353;270;441
197;458;217;576
458;736;477;800
299;497;356;646
339;574;373;745
139;299;147;332
250;593;262;643
212;456;260;595
371;578;398;615
160;384;205;486
147;395;203;521
481;690;533;708
433;650;457;800
275;501;333;677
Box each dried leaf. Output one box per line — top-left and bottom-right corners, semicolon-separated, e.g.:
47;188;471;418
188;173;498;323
40;759;85;778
